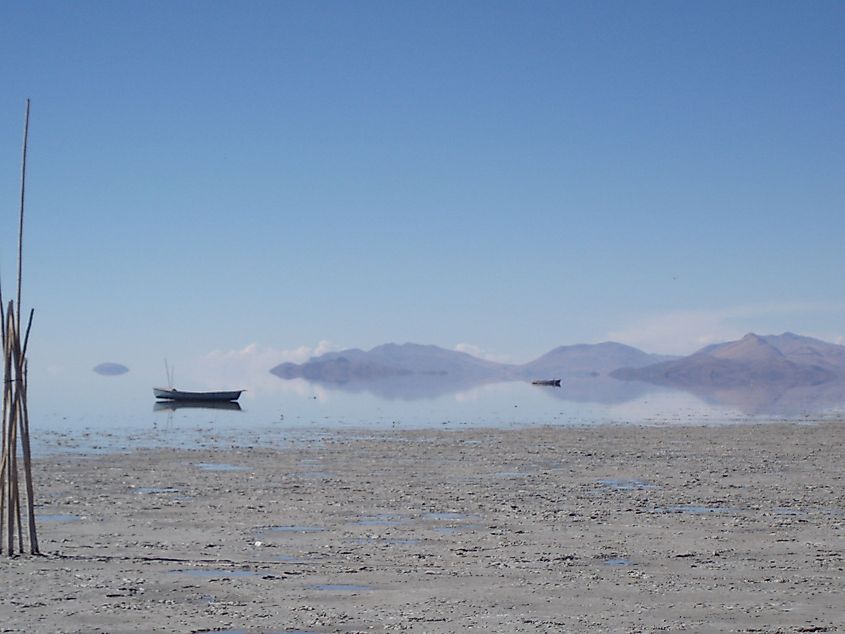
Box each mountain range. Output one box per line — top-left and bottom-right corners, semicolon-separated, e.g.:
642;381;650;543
270;341;672;385
270;333;845;412
611;332;844;387
270;334;845;390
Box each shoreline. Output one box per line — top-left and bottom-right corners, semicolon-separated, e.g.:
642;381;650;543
3;421;844;632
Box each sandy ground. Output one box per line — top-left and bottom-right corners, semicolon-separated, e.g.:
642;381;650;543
1;422;844;633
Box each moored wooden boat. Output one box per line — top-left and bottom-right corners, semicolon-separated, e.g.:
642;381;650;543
153;387;244;402
531;379;562;387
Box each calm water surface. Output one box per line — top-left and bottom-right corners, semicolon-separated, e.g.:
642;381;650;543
25;364;845;455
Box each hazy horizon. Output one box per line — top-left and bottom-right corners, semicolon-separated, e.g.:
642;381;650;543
2;2;844;374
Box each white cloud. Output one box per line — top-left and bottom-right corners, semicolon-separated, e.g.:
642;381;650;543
187;341;340;397
606;302;845;355
203;339;339;365
454;342;510;363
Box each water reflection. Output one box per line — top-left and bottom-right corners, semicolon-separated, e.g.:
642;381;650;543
286;374;504;401
153;400;243;412
271;372;845;418
674;380;845;416
23;359;845;456
539;375;654;405
277;372;659;405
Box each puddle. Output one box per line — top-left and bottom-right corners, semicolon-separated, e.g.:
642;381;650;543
494;471;530;478
195;463;249;472
275;554;307;563
425;512;468;521
308;584;372;592
598;479;656;491
605;558;633;566
37;514;81;523
354;514;405;526
169;568;257;578
350;537;420;545
433;524;482;535
265;525;327;533
133;487;179;494
820;507;845;517
657;504;737;514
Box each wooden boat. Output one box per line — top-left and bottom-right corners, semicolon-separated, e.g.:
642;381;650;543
153;387;244;402
531;379;562;387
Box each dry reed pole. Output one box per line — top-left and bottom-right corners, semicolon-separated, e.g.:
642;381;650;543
20;358;38;553
0;296;6;554
0;100;38;556
2;304;17;554
0;279;5;350
0;277;37;556
11;313;26;555
18;309;37;553
16;101;37;555
0;292;7;549
17;99;30;329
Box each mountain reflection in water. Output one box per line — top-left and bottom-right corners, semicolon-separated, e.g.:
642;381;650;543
273;372;845;418
677;380;845;417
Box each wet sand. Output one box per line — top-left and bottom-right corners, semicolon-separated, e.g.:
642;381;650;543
2;422;844;633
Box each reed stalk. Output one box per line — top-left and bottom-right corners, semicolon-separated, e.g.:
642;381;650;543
0;100;39;556
17;100;29;329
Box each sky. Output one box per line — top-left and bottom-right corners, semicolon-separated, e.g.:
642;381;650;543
1;0;844;377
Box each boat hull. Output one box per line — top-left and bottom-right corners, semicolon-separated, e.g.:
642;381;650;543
153;387;243;402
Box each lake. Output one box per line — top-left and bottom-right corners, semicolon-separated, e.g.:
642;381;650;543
25;362;845;455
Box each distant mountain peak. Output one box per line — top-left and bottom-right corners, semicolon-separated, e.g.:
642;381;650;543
612;331;843;388
271;340;671;384
710;333;785;362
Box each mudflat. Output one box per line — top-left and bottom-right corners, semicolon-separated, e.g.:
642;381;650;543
2;422;843;633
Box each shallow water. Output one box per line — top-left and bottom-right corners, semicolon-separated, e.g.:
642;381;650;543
425;512;469;521
350;537;420;545
354;515;405;527
598;479;656;491
308;583;372;592
170;568;257;578
25;364;845;455
263;525;326;534
133;486;179;494
194;462;249;472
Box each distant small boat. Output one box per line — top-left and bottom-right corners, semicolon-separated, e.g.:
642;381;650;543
531;379;561;387
153;387;244;402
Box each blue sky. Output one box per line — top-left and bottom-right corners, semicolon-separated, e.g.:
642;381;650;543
1;0;844;373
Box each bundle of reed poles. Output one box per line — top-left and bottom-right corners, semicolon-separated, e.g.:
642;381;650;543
0;99;39;556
